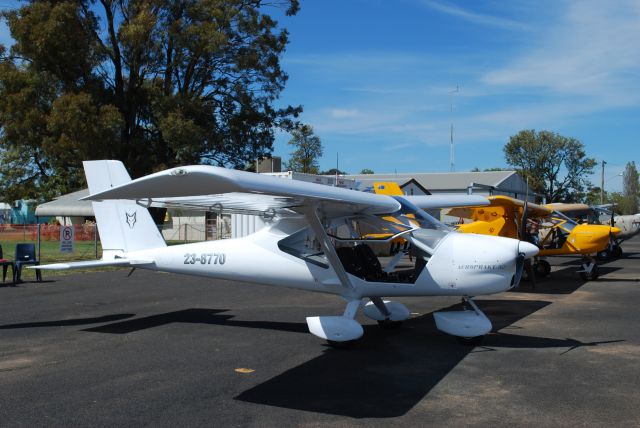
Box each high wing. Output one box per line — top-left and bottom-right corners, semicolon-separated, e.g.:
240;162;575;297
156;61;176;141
545;202;592;217
448;195;550;219
82;164;401;217
369;181;490;209
404;194;490;210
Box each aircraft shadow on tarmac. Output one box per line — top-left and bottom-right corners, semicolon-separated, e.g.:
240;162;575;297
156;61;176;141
0;300;623;418
82;308;309;334
0;314;135;329
234;299;623;418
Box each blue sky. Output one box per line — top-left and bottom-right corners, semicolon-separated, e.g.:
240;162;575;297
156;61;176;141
270;0;639;191
1;0;638;191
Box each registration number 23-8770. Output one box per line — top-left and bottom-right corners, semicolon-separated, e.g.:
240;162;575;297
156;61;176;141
183;253;226;265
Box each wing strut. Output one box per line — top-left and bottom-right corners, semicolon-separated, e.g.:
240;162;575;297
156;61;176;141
300;203;356;296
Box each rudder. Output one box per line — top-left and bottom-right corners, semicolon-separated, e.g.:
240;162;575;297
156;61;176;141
84;160;166;258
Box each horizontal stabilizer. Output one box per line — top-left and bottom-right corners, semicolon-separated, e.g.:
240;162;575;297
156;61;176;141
31;259;155;270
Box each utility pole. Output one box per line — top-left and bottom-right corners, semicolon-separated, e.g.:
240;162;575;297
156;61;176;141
600;160;606;204
449;85;459;172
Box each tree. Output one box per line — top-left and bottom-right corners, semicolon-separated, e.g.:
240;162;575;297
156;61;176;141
285;124;322;174
622;161;639;214
504;130;596;202
608;192;626;215
583;185;605;206
0;0;301;201
321;168;347;175
360;168;374;174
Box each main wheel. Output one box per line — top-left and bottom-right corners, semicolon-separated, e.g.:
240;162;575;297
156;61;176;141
612;245;623;258
377;319;403;329
535;260;551;277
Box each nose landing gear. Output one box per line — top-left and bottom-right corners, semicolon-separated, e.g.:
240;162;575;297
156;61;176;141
578;256;599;280
434;296;491;343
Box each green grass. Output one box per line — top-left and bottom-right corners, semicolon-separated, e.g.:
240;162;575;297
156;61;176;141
0;239;202;281
1;240;105;280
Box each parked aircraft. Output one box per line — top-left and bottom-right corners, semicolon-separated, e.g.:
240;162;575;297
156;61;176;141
369;184;619;281
35;161;538;346
448;196;620;280
548;203;640;259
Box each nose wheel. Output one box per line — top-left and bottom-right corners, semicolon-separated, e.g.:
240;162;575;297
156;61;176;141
578;256;599;280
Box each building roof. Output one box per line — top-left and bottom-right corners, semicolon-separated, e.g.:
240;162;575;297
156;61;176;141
34;189;93;217
345;171;518;191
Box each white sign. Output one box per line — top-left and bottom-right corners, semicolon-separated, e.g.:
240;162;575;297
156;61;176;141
60;225;74;253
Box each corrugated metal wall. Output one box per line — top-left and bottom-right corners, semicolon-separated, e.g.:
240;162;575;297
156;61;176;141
231;214;267;238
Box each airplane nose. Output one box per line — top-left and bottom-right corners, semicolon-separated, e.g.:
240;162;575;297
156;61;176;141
611;227;621;235
518;241;539;259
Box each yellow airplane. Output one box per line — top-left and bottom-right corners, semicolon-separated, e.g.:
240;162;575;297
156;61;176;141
547;202;640;260
448;196;620;280
370;183;618;281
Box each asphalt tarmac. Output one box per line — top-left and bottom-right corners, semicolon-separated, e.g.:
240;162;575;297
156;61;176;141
1;237;639;427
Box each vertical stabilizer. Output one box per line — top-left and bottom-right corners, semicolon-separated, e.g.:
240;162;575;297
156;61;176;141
84;160;166;258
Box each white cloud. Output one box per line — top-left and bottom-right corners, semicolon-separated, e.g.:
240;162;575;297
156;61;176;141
483;1;640;108
329;108;359;119
419;0;530;31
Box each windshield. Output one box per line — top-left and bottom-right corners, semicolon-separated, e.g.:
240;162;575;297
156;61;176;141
548;210;577;232
391;196;451;232
328;214;415;242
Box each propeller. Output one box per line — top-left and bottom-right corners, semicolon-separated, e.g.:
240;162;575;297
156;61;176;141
512;201;529;288
512;244;526;287
513;180;536;288
610;204;615;227
519;199;529;240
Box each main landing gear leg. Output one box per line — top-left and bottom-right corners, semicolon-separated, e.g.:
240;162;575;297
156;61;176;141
579;256;599;281
363;298;411;329
371;297;403;329
307;299;364;348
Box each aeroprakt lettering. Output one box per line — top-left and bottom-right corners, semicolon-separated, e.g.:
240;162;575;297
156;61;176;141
457;264;506;270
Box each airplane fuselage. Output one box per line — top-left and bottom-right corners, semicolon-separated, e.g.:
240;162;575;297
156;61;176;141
127;217;528;299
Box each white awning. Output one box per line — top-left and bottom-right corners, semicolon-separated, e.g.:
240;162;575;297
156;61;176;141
35;189;94;217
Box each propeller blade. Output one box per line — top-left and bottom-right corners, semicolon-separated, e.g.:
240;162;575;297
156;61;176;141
512;252;525;288
610;206;615;227
519;200;529;240
513;240;538;288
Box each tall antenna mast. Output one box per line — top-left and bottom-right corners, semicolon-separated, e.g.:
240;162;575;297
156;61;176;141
449;84;459;172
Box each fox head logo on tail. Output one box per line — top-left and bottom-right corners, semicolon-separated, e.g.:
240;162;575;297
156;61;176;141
126;211;137;229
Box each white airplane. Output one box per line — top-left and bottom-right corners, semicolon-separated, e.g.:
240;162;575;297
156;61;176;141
36;160;538;346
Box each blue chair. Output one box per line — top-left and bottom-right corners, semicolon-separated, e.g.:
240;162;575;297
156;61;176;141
14;243;42;283
0;245;15;285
